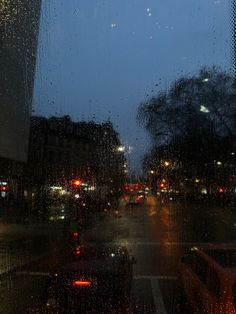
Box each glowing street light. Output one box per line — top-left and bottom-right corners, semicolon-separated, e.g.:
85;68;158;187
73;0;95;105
117;146;125;152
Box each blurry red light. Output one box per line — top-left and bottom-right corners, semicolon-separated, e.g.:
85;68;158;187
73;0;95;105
73;232;79;237
72;179;83;187
73;280;91;287
218;188;225;193
75;245;81;255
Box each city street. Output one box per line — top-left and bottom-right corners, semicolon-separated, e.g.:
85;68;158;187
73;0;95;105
83;195;236;313
1;195;236;313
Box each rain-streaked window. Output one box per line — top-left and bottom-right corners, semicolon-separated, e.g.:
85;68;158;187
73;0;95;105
0;1;235;313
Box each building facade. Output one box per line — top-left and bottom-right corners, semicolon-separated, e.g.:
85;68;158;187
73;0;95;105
0;1;41;203
25;116;126;209
0;0;41;162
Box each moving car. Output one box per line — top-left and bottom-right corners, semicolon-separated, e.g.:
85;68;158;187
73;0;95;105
41;245;133;313
178;245;236;313
126;192;144;205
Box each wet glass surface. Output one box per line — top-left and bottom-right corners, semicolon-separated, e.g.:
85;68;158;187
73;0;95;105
0;0;235;313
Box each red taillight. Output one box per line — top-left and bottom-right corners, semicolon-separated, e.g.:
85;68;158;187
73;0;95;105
73;245;81;255
75;245;81;255
73;280;91;287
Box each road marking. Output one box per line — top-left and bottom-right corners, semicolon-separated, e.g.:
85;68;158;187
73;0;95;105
134;275;177;280
151;277;167;314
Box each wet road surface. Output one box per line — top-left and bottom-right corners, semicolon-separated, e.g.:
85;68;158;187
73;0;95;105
1;195;236;313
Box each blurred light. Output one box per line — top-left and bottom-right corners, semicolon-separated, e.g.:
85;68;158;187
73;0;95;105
218;188;225;193
50;186;62;190
127;145;133;153
150;170;154;174
74;194;80;199
201;188;207;195
200;105;210;113
195;178;200;183
232;152;235;156
110;253;115;257
73;280;91;287
73;232;79;238
164;161;170;167
75;245;81;255
59;189;66;195
202;78;209;82
216;161;222;166
73;180;82;186
88;186;95;191
117;146;125;152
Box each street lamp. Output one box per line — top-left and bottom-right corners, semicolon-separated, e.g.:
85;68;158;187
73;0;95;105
117;146;125;152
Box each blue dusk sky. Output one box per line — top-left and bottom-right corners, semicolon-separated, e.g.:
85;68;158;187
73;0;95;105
33;0;231;171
